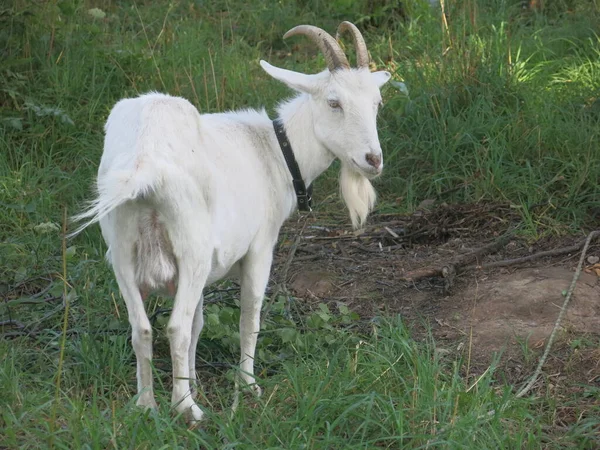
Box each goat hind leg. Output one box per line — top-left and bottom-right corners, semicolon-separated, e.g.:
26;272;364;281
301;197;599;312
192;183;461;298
167;269;206;422
113;265;157;409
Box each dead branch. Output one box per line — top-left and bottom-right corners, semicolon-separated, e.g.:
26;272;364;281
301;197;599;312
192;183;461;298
400;227;517;288
399;266;443;282
464;239;593;271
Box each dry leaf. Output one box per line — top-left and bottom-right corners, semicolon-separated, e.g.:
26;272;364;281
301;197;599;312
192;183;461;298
586;263;600;277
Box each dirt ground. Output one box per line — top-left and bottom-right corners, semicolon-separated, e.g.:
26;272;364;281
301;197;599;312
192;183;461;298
273;203;600;412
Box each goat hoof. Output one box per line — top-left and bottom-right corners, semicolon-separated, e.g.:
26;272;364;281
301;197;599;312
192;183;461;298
136;397;158;410
185;404;204;423
241;384;263;402
251;384;263;398
175;400;204;424
230;384;262;415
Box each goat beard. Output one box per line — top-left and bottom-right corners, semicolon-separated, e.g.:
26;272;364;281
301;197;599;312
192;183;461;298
339;164;377;230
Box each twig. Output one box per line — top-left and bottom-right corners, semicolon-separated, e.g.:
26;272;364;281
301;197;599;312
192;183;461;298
149;307;173;323
365;219;409;228
0;320;25;329
384;226;399;238
438;181;470;197
464;239;591;271
3;296;62;306
30;280;55;298
515;230;600;398
3;276;53;296
293;254;322;262
21;304;65;336
305;234;371;241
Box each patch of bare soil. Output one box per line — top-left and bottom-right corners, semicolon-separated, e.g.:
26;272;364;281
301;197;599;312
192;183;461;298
273;203;600;402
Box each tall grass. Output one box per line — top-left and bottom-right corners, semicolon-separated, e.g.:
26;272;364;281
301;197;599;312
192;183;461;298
376;1;600;230
1;1;599;236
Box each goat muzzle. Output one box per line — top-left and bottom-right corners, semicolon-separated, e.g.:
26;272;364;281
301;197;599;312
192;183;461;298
365;153;382;169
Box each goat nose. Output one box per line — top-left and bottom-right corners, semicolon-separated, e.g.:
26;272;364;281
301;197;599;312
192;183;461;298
365;153;381;168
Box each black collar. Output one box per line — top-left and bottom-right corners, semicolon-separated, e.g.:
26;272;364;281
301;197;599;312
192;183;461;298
272;119;312;212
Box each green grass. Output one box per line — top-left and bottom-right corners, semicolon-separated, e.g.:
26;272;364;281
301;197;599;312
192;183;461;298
1;0;600;447
0;319;574;448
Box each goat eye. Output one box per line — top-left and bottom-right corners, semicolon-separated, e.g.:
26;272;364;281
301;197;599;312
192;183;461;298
328;99;342;110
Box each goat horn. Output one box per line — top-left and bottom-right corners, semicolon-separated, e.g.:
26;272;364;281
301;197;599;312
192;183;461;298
284;25;350;71
336;21;369;68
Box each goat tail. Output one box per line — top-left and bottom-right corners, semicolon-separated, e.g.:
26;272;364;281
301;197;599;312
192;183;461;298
69;166;158;238
340;164;377;230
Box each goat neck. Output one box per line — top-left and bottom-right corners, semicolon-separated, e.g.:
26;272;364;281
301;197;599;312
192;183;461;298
275;94;335;189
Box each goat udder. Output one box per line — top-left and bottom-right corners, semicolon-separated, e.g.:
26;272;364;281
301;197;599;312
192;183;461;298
134;209;178;296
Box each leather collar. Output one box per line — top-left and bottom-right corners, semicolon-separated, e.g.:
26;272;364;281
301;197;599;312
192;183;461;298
272;119;312;212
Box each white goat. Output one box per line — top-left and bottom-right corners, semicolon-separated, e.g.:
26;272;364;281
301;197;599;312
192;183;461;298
74;22;390;422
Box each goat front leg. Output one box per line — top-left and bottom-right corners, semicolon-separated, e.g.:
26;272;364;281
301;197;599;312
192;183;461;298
167;269;206;423
233;249;272;410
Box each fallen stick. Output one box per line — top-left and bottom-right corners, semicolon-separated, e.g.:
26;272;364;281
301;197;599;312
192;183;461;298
400;227;517;288
464;239;591;271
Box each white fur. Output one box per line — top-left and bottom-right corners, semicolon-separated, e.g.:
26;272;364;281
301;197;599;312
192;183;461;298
73;52;390;422
340;164;377;228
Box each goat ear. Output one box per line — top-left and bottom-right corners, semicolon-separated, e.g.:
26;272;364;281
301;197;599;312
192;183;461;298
371;70;391;88
260;60;322;94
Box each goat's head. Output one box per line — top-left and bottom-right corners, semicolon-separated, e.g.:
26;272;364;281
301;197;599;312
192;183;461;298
260;22;391;228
